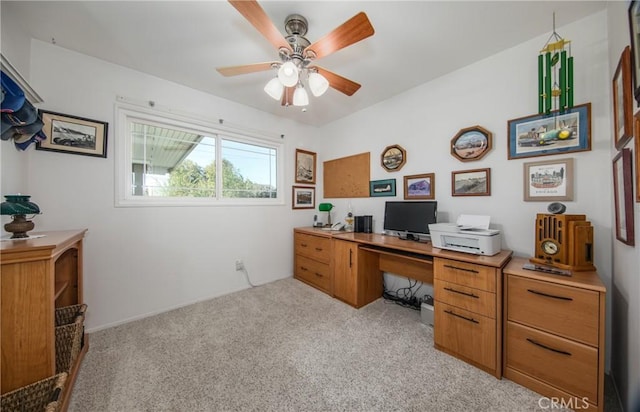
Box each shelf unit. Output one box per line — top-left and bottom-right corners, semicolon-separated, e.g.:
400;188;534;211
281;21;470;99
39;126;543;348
1;229;88;411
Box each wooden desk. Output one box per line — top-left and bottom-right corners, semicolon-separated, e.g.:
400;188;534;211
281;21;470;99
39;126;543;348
293;227;512;377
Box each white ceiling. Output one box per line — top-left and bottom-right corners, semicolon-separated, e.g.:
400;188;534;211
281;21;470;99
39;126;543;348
2;1;607;127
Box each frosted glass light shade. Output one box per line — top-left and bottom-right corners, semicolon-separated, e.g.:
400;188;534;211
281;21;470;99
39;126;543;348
278;61;299;87
293;86;309;106
264;78;284;100
308;72;329;97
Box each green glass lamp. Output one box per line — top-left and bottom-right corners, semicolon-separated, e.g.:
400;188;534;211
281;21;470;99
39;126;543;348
318;203;334;226
0;195;41;239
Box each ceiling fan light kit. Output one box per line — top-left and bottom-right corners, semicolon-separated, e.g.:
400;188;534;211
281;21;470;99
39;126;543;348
293;84;309;106
264;77;284;100
218;0;375;109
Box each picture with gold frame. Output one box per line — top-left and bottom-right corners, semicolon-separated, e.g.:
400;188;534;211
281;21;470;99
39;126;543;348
613;46;633;150
523;158;574;202
292;186;315;209
636;110;640;202
613;149;635;245
451;168;491;197
404;173;435;200
295;149;317;184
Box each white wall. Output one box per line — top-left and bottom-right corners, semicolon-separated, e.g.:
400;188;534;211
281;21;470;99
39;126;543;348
606;3;640;411
317;10;614;369
0;10;32;196
17;40;321;331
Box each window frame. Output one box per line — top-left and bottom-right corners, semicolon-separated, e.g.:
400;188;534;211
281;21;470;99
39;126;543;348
115;103;284;207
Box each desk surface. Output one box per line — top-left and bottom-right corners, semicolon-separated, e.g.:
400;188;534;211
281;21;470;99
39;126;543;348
295;227;512;268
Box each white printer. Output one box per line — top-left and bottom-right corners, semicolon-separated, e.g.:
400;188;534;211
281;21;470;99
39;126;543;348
429;214;501;256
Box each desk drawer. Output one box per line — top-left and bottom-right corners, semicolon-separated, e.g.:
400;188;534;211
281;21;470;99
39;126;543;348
434;258;496;292
295;255;331;293
294;233;331;264
435;280;495;318
507;275;599;346
434;302;495;371
506;321;598;402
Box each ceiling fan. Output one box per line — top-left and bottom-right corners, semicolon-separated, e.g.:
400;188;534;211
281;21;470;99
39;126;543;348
216;0;375;107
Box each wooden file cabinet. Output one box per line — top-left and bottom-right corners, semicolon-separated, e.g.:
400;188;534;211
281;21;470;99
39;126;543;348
294;229;333;295
333;239;381;308
503;257;606;412
433;257;503;378
1;230;88;410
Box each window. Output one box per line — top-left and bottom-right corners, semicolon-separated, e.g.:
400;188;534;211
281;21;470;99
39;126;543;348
116;104;283;206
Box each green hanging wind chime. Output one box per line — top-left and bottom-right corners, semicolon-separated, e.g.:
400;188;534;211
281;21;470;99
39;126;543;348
538;13;573;114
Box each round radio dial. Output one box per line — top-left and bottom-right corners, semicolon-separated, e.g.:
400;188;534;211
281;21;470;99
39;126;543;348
542;240;559;255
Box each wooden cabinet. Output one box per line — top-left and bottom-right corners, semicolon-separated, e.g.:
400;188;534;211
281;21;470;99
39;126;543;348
1;230;88;410
433;257;504;378
333;239;381;308
294;229;333;295
503;257;606;412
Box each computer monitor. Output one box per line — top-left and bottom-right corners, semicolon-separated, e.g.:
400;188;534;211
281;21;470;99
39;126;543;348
383;201;437;240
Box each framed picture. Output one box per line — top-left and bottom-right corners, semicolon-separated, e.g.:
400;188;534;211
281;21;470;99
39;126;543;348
451;168;491;196
628;1;640;105
613;149;635;245
370;179;396;197
36;110;108;158
507;102;591;160
450;125;492;162
381;145;406;172
523;158;574;201
295;149;316;184
613;46;634;150
635;110;640;202
292;186;315;209
404;173;435;200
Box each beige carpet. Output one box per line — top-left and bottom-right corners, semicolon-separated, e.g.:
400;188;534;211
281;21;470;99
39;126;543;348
69;278;598;411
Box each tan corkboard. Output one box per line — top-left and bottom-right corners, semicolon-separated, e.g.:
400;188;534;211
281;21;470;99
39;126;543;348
323;152;370;198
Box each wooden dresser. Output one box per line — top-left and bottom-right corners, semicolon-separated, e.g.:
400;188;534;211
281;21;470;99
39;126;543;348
503;257;606;411
433;257;503;378
1;230;88;411
293;228;333;295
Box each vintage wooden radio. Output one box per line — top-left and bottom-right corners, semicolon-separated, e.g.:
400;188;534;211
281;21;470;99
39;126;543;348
531;213;595;272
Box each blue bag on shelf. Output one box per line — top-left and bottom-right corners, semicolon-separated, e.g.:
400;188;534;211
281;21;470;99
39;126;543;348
1;71;25;113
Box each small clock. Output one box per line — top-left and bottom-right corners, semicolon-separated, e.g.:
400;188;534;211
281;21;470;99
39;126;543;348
541;240;559;255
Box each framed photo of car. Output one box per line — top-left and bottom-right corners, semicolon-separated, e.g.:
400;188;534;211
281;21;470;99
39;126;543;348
507;102;591;160
36;110;108;158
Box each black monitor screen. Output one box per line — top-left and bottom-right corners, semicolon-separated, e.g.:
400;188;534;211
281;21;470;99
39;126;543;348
383;201;437;235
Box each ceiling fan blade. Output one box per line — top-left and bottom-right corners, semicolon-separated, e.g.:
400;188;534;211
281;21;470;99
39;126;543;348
312;66;361;96
228;0;292;52
305;12;374;60
281;86;295;106
216;62;277;77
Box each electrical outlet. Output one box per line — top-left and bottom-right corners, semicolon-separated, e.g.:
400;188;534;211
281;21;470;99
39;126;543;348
235;260;244;271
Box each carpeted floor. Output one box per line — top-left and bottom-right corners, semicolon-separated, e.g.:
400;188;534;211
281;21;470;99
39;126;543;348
69;278;617;411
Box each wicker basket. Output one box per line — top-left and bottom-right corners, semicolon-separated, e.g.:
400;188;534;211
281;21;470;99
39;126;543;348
54;304;87;327
55;315;84;374
0;373;67;412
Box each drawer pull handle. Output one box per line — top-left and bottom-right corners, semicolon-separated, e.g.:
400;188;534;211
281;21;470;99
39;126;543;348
444;309;479;324
526;338;572;356
300;266;308;271
444;264;479;274
300;243;308;247
444;287;479;299
315;247;323;251
315;272;323;277
527;289;573;301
